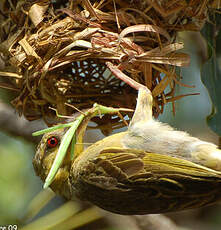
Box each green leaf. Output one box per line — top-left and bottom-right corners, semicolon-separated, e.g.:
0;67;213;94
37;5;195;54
201;13;221;136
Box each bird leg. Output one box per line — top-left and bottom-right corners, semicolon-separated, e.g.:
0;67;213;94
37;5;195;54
106;62;153;125
130;88;153;126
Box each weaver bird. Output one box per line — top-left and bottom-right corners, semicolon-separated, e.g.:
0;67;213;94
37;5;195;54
33;88;221;215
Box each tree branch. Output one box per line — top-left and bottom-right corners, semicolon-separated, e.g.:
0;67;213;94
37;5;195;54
103;210;191;230
133;214;189;230
0;101;46;143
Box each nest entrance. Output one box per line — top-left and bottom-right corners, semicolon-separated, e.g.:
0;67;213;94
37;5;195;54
31;59;136;125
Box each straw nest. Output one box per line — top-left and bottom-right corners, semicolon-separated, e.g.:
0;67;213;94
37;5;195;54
0;0;219;133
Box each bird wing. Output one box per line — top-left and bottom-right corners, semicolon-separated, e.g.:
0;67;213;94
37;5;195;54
91;147;221;196
74;147;221;214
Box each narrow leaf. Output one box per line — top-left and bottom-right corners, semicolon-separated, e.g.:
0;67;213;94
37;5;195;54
201;13;221;135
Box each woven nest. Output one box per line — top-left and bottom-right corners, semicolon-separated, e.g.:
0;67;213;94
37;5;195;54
0;0;219;133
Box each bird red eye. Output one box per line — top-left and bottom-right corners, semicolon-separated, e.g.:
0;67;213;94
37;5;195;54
47;136;59;148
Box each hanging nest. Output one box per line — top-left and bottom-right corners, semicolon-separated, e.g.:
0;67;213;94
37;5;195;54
0;0;219;133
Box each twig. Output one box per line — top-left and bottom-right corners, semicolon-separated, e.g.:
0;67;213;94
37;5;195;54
133;214;189;230
103;210;191;230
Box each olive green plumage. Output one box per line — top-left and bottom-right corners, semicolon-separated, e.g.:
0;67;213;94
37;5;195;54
33;88;221;214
